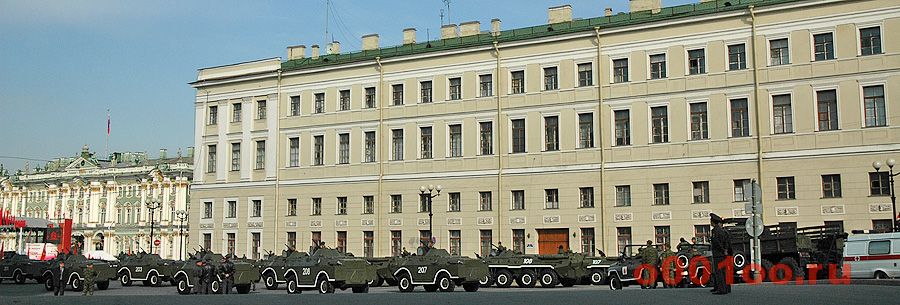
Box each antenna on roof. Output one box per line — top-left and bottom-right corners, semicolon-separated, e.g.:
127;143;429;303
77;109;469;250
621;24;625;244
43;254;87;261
324;0;330;45
443;0;452;25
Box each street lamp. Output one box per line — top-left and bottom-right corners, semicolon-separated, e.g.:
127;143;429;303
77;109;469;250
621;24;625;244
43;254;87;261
146;198;161;254
873;159;898;232
175;210;187;261
419;184;442;247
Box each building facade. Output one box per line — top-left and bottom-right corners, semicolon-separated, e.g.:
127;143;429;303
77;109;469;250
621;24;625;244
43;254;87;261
0;146;193;260
190;0;900;258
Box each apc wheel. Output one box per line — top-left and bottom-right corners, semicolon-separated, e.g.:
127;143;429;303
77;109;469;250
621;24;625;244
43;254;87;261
779;257;805;280
351;285;369;293
437;274;455;292
120;273;133;286
478;274;493;287
14;271;26;284
398;273;415;292
590;270;606;285
236;284;252;294
71;278;83;291
370;277;384;287
463;282;480;292
286;278;301;294
146;273;160;287
176;277;191;295
539;270;559;288
96;280;110;290
210;280;221;294
317;277;335;294
495;270;513;288
609;274;623;290
43;275;54;291
517;270;536;288
264;273;279;290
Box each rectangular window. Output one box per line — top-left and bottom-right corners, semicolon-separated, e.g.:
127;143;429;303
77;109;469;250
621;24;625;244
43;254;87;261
655;226;671;247
872;220;892;234
312;232;321;247
227;233;236;256
860;26;882;56
203;233;212;250
822;174;842;198
688;49;706;75
730;98;750;137
480;191;493;211
363;196;374;214
653;183;670;205
255;140;265;170
365;87;376;108
773;94;793;134
512;229;525;254
227;200;236;218
232;103;242;122
511;190;525;210
480;121;493;155
543;67;558;90
337;197;347;215
420;81;433;103
391;194;402;213
649;54;666;79
287;232;297;250
230;143;240;171
339;90;350;111
392;84;404;105
288;137;300;167
581;228;595;254
870;172;890;196
511;119;526;153
578;113;594;148
251;199;262;217
693;181;710;203
420;126;433;159
315;93;325;114
580;187;594;208
777;177;796;200
578;63;593;87
311;198;322;215
615;185;631;207
864;85;887;127
338;133;350;164
207;145;217;173
449;124;462;157
449;77;462;100
770;38;789;66
816;90;839;131
613;58;629;83
290;96;301;116
257;100;267;119
208;106;218;125
479;74;493;97
364;131;376;163
617;227;632;255
392;129;404;161
335;232;347;253
614;109;631;146
449;230;461;256
734;179;751;202
694;225;711;244
363;231;374;258
813;33;835;61
545;189;559;209
544;116;559;151
391;231;402;256
690;102;709;140
511;71;525;94
448;192;461;212
651;106;668;143
419;194;431;213
203;202;212;219
251;233;261;260
728;44;747;70
313;135;324;165
480;230;493;257
287;198;297;216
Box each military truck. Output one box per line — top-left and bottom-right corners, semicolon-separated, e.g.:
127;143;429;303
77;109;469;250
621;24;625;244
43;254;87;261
283;248;376;294
366;256;397;287
41;254;117;291
172;249;260;295
258;248;307;290
479;249;597;288
0;251;49;284
117;252;178;287
606;244;664;290
673;243;712;287
391;246;488;293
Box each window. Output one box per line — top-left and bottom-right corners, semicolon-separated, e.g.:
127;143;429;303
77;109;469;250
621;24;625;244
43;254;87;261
511;71;525;94
616;227;632;255
203;233;212;250
694;225;711;244
869;240;892;255
208;106;218;125
311;198;322;215
860;26;882;56
287;198;297;216
614;110;631;146
480;121;493;155
232;103;242;122
731;98;750;137
615;186;631;207
337;197;347;215
825;221;845;233
420;126;433;159
872;220;892;234
251;232;261;259
449;77;462;100
543;67;558;90
338;90;350;111
290;96;301;116
480;230;493;257
728;44;746;70
363;231;374;257
734;179;751;202
257;100;267;119
338;133;350;164
479;74;493;97
511;190;525;210
512;229;525;254
313;135;324;165
420;81;433;103
207;145;217;173
777;177;796;200
544;116;559;151
649;54;666;79
864;85;886;127
693;181;710;203
480;191;493;211
772;94;793;134
289;137;299;167
690;102;708;140
816;90;839;131
580;187;594;208
227;200;236;218
335;231;347;253
822;174;842;198
511;119;526;153
448;192;461;212
391;231;402;256
391;194;402;213
577;63;593;87
419;194;431;213
870;172;890;196
651;106;668;143
363;196;374;214
813;33;834;61
392;84;404;105
578;113;594;148
311;232;321;247
255;140;265;170
653;183;670;205
203;202;212;219
314;93;325;113
769;38;789;65
449;230;461;256
613;58;629;83
287;232;297;250
392;129;404;161
688;49;706;75
581;228;595;254
230;143;240;171
655;226;670;247
545;189;559;209
449;124;462;157
364;131;376;163
251;199;261;217
365;87;376;108
227;233;236;256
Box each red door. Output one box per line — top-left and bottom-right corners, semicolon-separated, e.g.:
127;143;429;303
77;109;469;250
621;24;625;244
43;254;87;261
537;229;569;254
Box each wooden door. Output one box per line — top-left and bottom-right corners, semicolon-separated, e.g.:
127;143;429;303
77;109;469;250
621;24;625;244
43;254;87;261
537;229;569;254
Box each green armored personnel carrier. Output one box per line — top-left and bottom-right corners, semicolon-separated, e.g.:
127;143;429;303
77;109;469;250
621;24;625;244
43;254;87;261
41;254;117;291
0;251;49;284
392;246;488;293
258;248;307;290
172;249;260;294
366;256;397;287
480;248;601;288
117;252;178;287
283;248;376;294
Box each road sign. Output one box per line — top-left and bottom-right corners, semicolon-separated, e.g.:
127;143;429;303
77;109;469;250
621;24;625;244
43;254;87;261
746;215;763;237
154;239;161;246
745;181;762;213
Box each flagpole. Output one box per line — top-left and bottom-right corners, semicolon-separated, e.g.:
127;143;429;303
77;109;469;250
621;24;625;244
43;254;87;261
106;108;110;158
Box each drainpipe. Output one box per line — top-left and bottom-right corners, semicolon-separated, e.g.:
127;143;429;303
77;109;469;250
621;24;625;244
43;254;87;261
493;41;503;244
750;5;765;279
273;69;282;252
376;57;385;256
594;26;607;254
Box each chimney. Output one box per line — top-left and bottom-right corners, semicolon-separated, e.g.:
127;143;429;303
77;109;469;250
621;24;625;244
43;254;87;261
491;19;501;35
630;0;661;13
402;28;417;44
159;149;167;160
605;8;613;16
548;4;573;24
287;45;306;60
459;21;481;37
187;147;195;159
362;34;379;51
440;24;458;39
311;44;320;59
328;41;340;54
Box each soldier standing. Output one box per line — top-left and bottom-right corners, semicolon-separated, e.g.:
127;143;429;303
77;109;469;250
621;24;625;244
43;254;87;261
203;259;215;294
660;244;677;288
638;240;659;289
710;213;732;295
82;263;97;296
193;261;204;294
52;261;66;296
220;257;235;294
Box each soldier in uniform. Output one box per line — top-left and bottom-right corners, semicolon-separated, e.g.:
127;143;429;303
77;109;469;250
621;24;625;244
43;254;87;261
677;237;691;251
193;261;204;294
495;242;507;254
660;244;677;288
52;261;66;296
638;240;659;289
82;263;97;296
401;247;410;257
202;258;215;294
710;213;732;295
220;257;235;294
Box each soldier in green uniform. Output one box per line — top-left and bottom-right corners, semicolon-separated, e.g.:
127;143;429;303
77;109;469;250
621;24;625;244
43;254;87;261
660;244;677;288
638;240;658;289
82;263;97;296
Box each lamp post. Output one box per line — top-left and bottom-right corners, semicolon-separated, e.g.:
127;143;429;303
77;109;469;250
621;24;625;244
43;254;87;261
419;184;442;247
175;210;187;261
146;198;161;254
872;159;899;232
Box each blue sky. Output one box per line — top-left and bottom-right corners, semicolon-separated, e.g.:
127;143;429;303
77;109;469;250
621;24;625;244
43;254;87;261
0;0;694;172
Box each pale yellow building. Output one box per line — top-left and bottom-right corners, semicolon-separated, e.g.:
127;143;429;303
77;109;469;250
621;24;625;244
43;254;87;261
189;0;900;259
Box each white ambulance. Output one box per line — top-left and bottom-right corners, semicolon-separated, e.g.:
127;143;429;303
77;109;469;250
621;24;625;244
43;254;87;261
843;232;900;279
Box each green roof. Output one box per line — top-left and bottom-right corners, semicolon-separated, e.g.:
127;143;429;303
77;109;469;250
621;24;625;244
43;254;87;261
282;0;799;72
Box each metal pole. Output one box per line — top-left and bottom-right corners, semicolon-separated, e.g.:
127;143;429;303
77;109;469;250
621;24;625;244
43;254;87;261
428;195;433;243
891;167;897;232
178;218;184;260
149;206;154;254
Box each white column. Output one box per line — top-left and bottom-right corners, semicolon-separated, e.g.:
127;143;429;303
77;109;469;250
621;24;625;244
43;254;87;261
241;97;252;181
